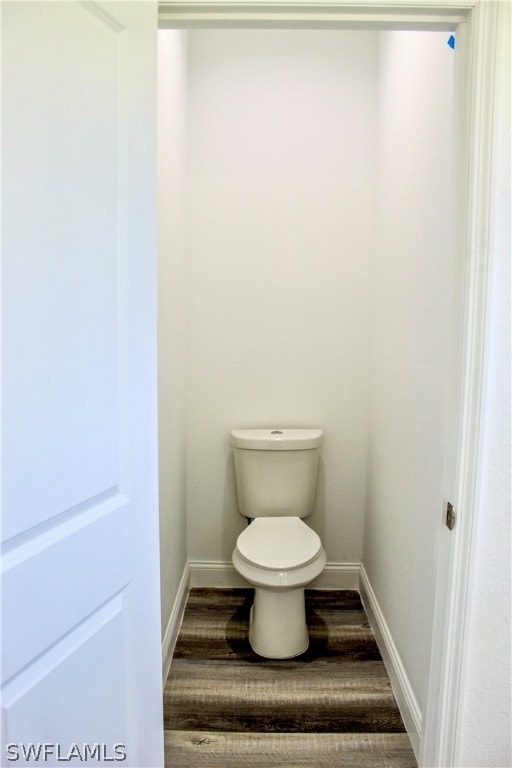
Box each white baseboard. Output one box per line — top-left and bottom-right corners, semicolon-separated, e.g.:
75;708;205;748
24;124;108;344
161;562;190;682
189;560;248;587
312;562;360;589
359;564;421;758
189;560;360;590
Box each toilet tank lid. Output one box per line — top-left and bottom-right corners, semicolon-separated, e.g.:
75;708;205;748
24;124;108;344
230;428;322;450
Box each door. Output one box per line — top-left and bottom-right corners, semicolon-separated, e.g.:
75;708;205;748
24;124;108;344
1;3;163;766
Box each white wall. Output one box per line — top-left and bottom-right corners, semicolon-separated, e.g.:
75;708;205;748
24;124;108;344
157;30;189;636
184;29;378;564
363;32;455;717
456;5;511;764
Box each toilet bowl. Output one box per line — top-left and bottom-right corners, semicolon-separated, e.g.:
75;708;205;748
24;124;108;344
232;517;326;658
230;428;325;659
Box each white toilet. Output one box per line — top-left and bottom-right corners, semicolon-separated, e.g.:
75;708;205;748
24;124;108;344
231;428;326;659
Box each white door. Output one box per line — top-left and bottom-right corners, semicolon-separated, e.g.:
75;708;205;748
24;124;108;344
1;3;163;766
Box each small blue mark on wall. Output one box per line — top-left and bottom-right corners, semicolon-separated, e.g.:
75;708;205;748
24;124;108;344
447;35;456;50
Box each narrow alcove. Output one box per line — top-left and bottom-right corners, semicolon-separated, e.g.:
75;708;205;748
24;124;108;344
158;26;455;756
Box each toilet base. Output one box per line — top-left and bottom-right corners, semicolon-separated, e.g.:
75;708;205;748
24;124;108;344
249;587;309;659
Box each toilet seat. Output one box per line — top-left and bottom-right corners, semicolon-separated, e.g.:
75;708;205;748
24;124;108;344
236;517;322;571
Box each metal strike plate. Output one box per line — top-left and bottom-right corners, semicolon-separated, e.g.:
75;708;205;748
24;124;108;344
446;502;456;531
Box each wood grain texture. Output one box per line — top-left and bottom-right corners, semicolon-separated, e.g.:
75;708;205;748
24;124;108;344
164;588;417;767
165;731;418;768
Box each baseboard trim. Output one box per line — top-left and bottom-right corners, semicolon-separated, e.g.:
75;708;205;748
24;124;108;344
162;562;190;682
359;565;421;758
189;560;248;587
188;560;360;590
312;562;360;589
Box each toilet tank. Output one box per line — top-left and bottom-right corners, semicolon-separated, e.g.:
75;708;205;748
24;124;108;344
230;428;322;519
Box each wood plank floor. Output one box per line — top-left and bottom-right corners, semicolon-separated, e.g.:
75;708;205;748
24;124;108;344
164;588;417;768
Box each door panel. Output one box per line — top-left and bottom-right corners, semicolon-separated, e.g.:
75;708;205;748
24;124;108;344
1;3;162;766
2;591;135;761
2;498;131;681
2;1;120;540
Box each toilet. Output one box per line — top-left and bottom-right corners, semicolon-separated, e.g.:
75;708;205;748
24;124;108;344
231;428;326;659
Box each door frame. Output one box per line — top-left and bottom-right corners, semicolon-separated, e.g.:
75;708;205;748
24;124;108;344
157;2;499;765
